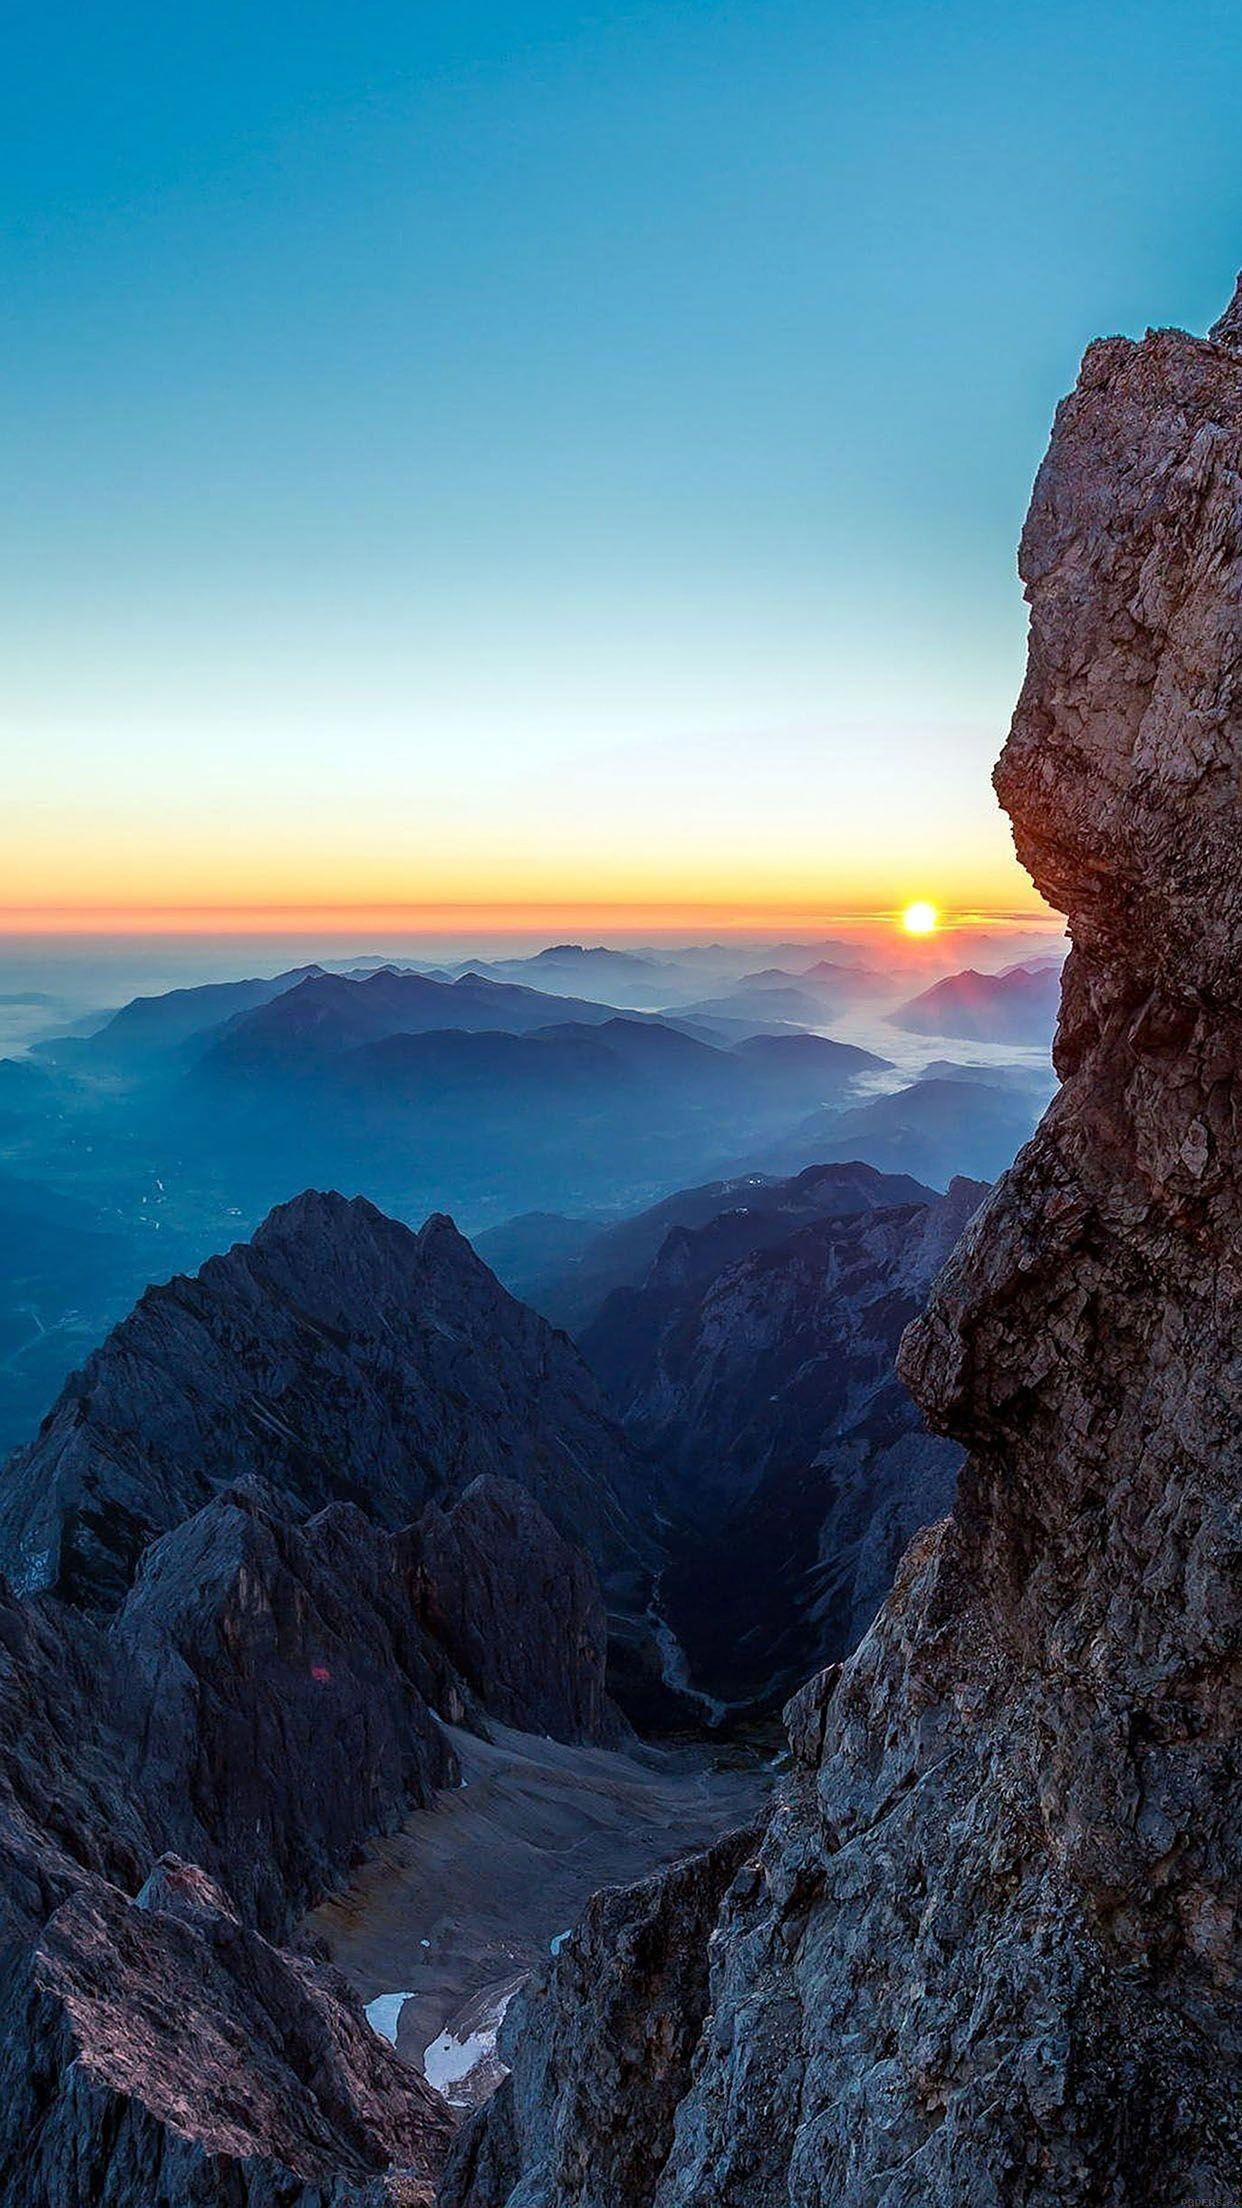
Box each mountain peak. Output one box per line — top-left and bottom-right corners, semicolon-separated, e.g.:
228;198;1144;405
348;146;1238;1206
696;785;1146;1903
0;1189;651;1615
1209;269;1242;350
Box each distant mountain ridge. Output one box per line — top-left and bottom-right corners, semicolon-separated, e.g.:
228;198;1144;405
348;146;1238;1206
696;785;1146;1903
890;959;1062;1041
478;1157;930;1335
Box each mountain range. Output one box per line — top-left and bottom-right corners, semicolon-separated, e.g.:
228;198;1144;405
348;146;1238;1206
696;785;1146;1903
889;958;1062;1042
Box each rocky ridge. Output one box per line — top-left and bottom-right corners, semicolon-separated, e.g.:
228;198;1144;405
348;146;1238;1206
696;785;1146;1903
443;285;1242;2205
0;1195;642;2200
0;1190;652;1623
586;1175;985;1704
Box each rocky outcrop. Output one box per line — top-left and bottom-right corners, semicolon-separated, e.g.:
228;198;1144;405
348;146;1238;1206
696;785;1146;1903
441;1825;759;2208
586;1175;984;1703
0;1186;678;2201
113;1479;467;1936
412;1476;621;1745
443;288;1242;2203
0;1487;466;2200
0;1856;453;2206
0;1190;651;1619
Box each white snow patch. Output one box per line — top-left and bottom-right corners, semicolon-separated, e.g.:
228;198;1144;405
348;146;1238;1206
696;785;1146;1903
364;1991;412;2045
423;1987;519;2105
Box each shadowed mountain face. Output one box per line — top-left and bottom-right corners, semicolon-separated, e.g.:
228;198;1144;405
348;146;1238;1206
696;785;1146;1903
0;1190;652;1624
582;1174;986;1704
758;1066;1053;1186
0;1174;663;2201
200;967;677;1073
0;1480;467;2203
478;1158;930;1335
83;964;326;1060
447;286;1242;2208
890;958;1062;1041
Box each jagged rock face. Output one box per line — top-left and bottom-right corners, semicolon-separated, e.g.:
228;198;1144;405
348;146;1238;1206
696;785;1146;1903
0;1484;465;2201
586;1177;984;1703
441;1826;759;2208
412;1476;621;1745
444;296;1241;2204
0;1189;664;2202
0;1856;453;2206
0;1191;650;1617
113;1481;465;1937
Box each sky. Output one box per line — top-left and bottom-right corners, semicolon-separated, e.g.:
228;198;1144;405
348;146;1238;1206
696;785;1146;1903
2;0;1240;933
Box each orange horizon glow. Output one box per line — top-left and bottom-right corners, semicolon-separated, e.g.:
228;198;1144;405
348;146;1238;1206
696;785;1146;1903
0;896;1056;939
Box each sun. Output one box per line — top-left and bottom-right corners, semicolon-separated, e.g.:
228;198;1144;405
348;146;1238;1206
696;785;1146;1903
900;900;939;937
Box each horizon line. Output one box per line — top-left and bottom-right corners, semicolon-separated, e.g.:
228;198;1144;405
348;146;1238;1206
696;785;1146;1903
0;898;1057;939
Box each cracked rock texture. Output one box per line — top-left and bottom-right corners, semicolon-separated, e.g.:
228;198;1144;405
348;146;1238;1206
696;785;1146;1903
586;1173;984;1705
0;1190;651;1620
442;287;1242;2205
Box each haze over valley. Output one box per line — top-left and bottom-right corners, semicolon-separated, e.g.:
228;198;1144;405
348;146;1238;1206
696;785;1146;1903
0;1;1236;2197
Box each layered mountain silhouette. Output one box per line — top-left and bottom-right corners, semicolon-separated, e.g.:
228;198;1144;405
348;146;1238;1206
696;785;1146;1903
890;957;1062;1041
477;1157;929;1335
754;1064;1053;1186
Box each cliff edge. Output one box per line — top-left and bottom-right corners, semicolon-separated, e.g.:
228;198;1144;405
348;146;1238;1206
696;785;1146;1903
443;281;1242;2206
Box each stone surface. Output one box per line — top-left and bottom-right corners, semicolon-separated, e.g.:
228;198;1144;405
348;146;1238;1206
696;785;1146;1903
586;1175;984;1704
412;1476;621;1745
0;1190;652;1622
444;292;1242;2203
0;1854;453;2206
0;1488;465;2201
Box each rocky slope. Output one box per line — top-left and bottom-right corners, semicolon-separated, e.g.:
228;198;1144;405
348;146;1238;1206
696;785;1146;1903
0;1191;651;2200
0;1855;454;2207
584;1175;984;1704
0;1482;466;2201
0;1190;652;1621
443;286;1242;2204
412;1476;620;1747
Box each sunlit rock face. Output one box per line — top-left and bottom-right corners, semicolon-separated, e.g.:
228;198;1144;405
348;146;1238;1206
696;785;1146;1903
443;287;1242;2206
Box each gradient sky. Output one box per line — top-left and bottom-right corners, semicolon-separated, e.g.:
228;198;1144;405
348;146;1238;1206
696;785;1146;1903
3;1;1239;928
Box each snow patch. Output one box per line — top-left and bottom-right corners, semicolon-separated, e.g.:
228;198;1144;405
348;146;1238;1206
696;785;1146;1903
423;1986;519;2107
364;1991;412;2045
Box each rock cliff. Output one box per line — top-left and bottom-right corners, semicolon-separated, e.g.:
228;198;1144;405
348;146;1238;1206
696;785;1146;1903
0;1191;652;1625
0;1197;651;2199
443;288;1242;2205
412;1475;621;1745
586;1175;984;1704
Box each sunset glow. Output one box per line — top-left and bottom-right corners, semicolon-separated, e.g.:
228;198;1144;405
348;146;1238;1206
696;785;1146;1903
900;901;939;937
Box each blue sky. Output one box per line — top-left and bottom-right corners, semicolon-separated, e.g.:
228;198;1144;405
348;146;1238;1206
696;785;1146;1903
3;1;1239;921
